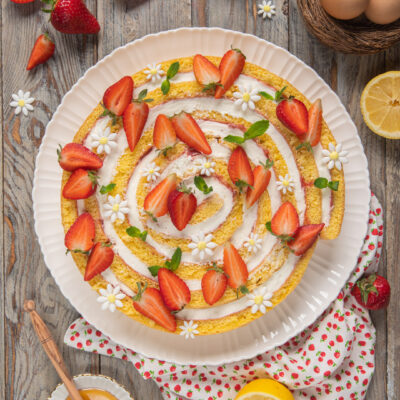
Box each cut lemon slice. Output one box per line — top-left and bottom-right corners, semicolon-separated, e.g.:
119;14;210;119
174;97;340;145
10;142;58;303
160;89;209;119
235;379;294;400
360;71;400;139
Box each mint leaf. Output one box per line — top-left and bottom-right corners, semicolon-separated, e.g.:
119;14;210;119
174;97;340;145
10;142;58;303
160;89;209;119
138;89;148;101
194;176;213;194
169;247;182;272
296;142;313;152
126;226;148;241
259;91;274;101
100;183;116;194
244;120;269;140
223;135;245;144
148;266;163;277
328;181;339;191
167;62;180;79
261;159;274;170
314;177;328;189
161;79;170;95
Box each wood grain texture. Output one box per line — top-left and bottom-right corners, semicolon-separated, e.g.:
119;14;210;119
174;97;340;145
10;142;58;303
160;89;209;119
1;1;398;399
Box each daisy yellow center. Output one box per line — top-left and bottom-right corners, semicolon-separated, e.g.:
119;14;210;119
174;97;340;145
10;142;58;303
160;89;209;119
150;68;158;75
249;239;255;246
254;295;264;305
99;137;108;145
204;162;211;169
197;241;207;250
112;203;120;212
330;151;339;160
242;93;251;102
282;179;290;186
187;327;193;333
107;294;116;303
149;168;155;174
263;5;271;12
18;99;25;107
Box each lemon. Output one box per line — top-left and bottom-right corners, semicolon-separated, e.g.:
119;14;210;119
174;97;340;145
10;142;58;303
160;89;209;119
235;379;294;400
360;71;400;139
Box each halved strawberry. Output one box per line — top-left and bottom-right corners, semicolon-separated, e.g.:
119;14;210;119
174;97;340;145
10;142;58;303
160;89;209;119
64;213;95;253
287;223;325;256
103;76;134;116
58;143;103;171
171;112;212;155
84;242;114;281
223;243;249;295
270;202;299;238
276;97;309;140
304;99;322;146
123;102;149;152
27;33;55;70
144;174;178;218
201;264;227;306
228;146;254;191
167;185;197;231
245;161;272;208
11;0;35;3
215;48;246;99
158;268;191;311
133;284;177;332
193;54;221;87
62;169;98;200
153;114;176;152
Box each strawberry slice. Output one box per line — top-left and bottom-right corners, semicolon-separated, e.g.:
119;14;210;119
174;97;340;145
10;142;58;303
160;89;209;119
103;76;134;116
133;284;176;332
84;242;114;281
201;264;228;305
158;268;191;311
223;243;249;295
153;114;176;152
270;202;299;239
123;102;149;152
170;112;212;155
276;97;309;140
11;0;35;3
167;185;197;231
144;174;178;218
193;54;221;86
215;48;246;99
304;99;322;146
62;169;98;200
64;213;95;253
245;161;272;208
287;223;325;256
58;143;103;171
228;146;254;191
27;33;55;70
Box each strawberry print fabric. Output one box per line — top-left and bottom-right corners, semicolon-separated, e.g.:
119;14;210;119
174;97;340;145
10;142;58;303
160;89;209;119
65;193;383;400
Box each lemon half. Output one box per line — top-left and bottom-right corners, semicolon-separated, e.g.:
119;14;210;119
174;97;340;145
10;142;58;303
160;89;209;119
235;379;294;400
360;71;400;139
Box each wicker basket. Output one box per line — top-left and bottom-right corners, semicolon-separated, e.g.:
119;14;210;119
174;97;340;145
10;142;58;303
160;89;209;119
297;0;400;54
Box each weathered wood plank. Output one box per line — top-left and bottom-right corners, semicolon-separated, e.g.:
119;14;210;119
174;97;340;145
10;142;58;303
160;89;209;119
2;1;99;399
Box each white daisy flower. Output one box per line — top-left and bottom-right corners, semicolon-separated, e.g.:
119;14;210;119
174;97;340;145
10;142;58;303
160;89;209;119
143;63;165;82
104;194;130;223
322;143;348;171
246;287;273;314
197;158;216;176
257;1;276;19
233;85;261;112
179;320;199;339
97;284;126;312
10;90;35;116
90;126;118;155
276;174;295;194
244;233;262;254
188;233;217;260
143;162;161;182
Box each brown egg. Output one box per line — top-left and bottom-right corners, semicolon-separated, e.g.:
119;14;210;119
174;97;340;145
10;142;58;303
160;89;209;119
365;0;400;24
321;0;369;20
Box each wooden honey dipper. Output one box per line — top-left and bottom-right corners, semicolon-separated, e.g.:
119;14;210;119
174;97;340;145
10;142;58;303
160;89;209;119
24;300;84;400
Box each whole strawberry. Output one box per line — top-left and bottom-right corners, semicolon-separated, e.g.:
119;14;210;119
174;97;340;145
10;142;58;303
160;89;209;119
351;274;390;310
43;0;100;34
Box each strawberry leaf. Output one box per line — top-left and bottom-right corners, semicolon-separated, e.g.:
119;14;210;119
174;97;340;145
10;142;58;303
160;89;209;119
266;221;294;243
275;86;287;102
235;180;253;192
296;142;313;153
132;282;148;301
194;176;213;194
100;183;116;194
261;159;274;170
148;265;163;277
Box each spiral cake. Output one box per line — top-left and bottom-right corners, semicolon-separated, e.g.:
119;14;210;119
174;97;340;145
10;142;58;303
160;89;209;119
60;50;346;336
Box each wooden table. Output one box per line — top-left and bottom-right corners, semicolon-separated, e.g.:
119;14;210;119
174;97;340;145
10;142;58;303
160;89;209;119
1;1;398;399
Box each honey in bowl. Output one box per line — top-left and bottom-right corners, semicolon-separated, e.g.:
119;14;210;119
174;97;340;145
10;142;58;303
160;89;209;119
66;388;118;400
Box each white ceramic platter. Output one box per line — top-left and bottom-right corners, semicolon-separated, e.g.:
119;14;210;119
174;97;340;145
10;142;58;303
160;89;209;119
33;28;370;365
